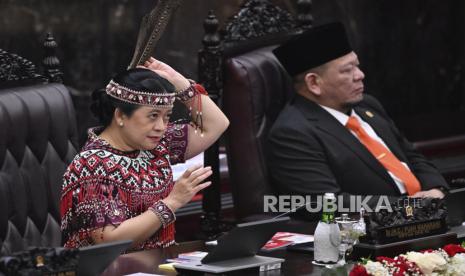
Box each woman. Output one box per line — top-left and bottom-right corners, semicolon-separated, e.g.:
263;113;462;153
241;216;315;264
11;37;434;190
60;57;229;250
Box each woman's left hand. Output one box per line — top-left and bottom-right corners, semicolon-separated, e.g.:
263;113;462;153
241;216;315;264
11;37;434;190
141;57;190;91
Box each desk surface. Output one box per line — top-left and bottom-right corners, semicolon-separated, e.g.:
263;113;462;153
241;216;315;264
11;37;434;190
101;224;465;276
102;221;325;276
102;240;325;276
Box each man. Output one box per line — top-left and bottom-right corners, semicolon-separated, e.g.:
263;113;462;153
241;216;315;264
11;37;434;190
268;22;448;204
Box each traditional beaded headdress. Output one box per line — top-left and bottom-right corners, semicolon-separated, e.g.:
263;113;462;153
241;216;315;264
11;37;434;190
105;80;176;108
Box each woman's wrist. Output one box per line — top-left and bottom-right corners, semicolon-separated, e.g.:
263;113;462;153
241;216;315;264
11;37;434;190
175;79;208;103
175;79;197;102
175;78;191;93
175;80;208;134
148;200;176;228
161;197;181;212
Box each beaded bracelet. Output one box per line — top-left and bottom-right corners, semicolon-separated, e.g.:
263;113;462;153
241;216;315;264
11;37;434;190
149;200;176;228
175;80;208;135
175;79;208;102
176;80;197;102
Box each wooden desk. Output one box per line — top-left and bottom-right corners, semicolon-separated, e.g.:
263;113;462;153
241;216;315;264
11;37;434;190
101;223;465;275
102;240;324;275
101;220;320;275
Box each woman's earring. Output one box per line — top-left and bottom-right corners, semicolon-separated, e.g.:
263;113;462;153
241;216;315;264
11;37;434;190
119;122;124;127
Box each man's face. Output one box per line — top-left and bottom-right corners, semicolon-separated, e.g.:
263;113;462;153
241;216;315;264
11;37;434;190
317;52;365;112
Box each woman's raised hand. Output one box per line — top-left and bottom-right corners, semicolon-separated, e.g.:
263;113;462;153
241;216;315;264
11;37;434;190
142;57;190;91
163;164;212;212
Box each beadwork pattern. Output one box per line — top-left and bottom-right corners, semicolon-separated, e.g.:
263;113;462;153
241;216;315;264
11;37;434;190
61;123;188;250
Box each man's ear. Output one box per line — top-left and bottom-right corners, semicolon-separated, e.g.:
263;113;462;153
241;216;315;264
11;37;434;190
304;72;322;96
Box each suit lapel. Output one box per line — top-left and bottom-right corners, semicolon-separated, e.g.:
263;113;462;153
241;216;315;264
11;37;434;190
293;95;393;183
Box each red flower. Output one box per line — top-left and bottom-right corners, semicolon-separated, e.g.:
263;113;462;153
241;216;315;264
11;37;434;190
376;256;395;264
350;264;369;276
443;244;465;257
392;266;406;276
396;256;422;274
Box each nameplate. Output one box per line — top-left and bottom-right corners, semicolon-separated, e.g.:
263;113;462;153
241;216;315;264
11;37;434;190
376;219;447;244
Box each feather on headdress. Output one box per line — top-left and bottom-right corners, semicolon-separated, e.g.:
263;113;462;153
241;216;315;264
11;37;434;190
128;0;183;69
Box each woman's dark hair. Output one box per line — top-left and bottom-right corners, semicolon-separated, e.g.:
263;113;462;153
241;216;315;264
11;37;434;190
90;68;175;127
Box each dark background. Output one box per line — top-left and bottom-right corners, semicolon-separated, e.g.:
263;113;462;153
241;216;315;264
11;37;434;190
1;0;464;142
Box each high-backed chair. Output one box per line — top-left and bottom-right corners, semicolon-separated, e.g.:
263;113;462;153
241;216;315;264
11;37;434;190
0;35;78;255
222;47;295;219
198;0;465;226
198;0;312;222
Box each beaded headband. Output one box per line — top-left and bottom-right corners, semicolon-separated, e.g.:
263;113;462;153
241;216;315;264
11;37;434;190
105;80;176;108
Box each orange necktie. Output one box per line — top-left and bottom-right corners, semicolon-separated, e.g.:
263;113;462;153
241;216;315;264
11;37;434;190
346;116;421;195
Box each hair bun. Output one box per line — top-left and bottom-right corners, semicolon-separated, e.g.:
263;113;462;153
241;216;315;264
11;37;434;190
90;89;108;121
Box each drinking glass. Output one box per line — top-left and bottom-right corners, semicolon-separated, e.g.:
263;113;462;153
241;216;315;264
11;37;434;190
335;215;364;265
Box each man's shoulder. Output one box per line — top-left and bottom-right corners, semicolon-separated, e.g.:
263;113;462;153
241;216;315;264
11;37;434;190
269;102;318;142
272;102;308;129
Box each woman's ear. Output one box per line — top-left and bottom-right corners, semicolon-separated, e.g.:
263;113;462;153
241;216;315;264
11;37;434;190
114;108;125;127
304;72;322;96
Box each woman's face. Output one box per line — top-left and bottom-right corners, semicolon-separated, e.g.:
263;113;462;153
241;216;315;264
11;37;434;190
119;106;172;151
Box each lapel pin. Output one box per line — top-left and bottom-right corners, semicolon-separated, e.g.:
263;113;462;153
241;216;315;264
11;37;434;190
365;111;374;118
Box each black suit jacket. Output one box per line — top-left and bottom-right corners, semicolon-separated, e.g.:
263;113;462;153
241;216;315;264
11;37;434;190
267;94;448;198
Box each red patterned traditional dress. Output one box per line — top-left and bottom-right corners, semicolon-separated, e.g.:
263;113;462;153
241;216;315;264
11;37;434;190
60;123;188;250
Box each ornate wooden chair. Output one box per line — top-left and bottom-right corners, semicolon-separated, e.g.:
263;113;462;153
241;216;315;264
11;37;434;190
0;34;79;255
197;0;465;233
198;0;313;228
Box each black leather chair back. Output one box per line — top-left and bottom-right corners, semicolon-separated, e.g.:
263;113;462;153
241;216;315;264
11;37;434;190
0;84;78;255
198;0;312;223
223;46;294;219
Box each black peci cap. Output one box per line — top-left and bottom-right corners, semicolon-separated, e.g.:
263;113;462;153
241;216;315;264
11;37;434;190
273;22;352;76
